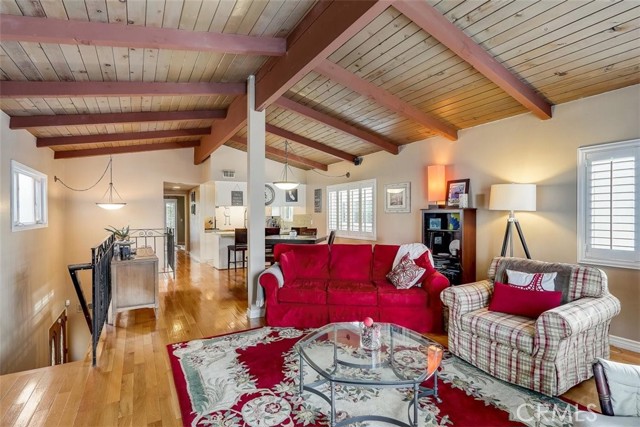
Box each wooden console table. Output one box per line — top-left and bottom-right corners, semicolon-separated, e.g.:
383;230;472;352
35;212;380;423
109;253;158;324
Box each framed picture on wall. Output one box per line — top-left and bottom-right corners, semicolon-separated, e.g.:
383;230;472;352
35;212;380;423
190;191;195;203
314;188;322;213
384;182;411;213
190;203;196;215
285;189;298;203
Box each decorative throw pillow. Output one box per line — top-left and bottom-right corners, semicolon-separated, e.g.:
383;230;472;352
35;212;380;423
488;282;562;318
386;253;426;289
414;250;437;285
279;251;297;283
507;269;557;291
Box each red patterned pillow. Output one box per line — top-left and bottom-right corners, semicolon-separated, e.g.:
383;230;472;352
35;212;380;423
414;250;437;283
279;251;297;284
386;253;426;289
489;282;562;318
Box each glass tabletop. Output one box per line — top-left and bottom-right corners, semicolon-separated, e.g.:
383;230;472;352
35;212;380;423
295;322;439;386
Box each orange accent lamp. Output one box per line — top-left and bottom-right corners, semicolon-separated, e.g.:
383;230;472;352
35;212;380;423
427;165;446;207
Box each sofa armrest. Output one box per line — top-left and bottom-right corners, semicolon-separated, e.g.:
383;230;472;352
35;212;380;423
422;270;449;306
257;263;284;307
440;280;493;317
534;294;621;358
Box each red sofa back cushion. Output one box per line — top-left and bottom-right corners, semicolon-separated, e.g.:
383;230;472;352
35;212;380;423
372;245;400;281
329;244;372;281
274;244;330;279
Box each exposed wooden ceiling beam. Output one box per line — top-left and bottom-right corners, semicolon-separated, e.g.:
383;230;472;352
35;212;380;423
315;60;458;141
10;110;226;129
393;0;552;120
229;137;328;171
255;0;391;110
54;141;200;159
0;14;286;56
265;124;357;163
274;97;399;154
0;81;245;98
195;0;390;164
37;128;211;147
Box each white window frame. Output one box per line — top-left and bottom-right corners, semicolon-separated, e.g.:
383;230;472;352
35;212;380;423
327;179;376;240
577;139;639;270
11;160;48;232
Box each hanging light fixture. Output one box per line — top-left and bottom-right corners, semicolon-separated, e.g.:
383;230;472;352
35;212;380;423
55;156;126;210
273;141;299;190
96;157;126;210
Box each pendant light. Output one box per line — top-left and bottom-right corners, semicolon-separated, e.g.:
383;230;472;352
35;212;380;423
273;141;299;190
96;157;126;210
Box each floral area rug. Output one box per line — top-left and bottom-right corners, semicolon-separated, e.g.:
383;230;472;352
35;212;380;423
167;327;579;427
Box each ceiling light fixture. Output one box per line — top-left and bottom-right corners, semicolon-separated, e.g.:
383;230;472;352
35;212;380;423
54;156;126;210
273;141;299;190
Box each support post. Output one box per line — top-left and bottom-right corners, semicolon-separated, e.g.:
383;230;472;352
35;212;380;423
246;75;266;319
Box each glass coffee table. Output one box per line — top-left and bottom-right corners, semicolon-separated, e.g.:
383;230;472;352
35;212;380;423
295;322;442;427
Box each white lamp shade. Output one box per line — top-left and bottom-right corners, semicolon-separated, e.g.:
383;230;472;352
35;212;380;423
489;183;536;212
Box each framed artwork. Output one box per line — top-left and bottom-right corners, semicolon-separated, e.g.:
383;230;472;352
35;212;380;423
428;217;441;230
384;182;411;213
446;179;470;208
285;188;298;203
231;190;243;206
314;188;322;213
190;191;195;203
190;203;196;215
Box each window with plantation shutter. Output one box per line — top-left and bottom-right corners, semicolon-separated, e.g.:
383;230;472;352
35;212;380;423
578;139;639;269
327;179;376;240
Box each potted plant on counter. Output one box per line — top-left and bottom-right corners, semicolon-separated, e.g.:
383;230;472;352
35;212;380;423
105;225;132;259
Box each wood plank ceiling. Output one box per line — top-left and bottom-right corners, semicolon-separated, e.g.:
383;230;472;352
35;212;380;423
1;0;639;169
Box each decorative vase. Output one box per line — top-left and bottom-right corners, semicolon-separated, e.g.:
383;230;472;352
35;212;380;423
360;322;381;351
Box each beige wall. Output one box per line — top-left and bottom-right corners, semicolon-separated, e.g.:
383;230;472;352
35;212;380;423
307;84;640;341
0;112;69;374
58;150;203;361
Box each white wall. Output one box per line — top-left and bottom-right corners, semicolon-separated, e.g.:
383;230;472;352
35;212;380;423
0;112;69;374
306;84;640;341
58;150;202;361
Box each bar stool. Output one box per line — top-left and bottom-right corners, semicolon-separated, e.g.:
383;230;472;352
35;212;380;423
227;228;247;270
265;227;280;265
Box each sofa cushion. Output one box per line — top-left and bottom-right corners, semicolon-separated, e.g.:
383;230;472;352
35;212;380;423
460;307;535;354
327;280;378;306
274;244;330;280
279;279;327;304
386;253;425;289
329;244;373;281
279;251;298;284
372;244;400;281
376;280;428;307
414;251;437;282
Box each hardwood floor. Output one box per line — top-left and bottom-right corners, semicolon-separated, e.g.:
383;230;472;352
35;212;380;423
0;250;637;426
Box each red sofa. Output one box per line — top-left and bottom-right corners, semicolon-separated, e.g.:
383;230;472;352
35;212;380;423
258;243;450;333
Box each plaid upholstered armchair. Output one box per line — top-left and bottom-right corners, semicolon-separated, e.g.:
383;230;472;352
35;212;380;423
441;257;621;396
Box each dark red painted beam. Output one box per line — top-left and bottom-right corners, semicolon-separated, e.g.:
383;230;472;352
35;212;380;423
54;141;200;159
0;81;245;98
229;137;329;171
0;14;286;56
394;0;552;119
255;0;391;110
316;60;458;141
275;97;399;154
10;110;226;129
37;128;211;147
195;0;390;164
265;124;357;163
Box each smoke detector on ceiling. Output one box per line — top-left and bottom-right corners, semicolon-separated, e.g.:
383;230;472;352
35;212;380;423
222;170;236;179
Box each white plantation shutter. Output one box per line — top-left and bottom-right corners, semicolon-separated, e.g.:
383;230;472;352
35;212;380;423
578;139;640;269
327;179;376;240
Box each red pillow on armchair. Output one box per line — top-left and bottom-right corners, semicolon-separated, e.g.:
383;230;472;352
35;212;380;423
489;282;562;318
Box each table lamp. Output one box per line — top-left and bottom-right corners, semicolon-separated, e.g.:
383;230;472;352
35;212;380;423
489;183;536;258
427;165;446;208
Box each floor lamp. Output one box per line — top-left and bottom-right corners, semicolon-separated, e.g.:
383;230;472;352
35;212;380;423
489;183;536;259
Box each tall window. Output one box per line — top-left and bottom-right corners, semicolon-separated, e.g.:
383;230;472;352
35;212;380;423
327;179;376;240
11;160;48;231
578;139;639;269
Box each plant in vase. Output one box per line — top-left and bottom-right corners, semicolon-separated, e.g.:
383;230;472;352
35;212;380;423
105;225;130;241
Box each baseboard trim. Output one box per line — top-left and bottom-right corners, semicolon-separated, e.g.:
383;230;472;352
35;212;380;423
610;335;640;353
